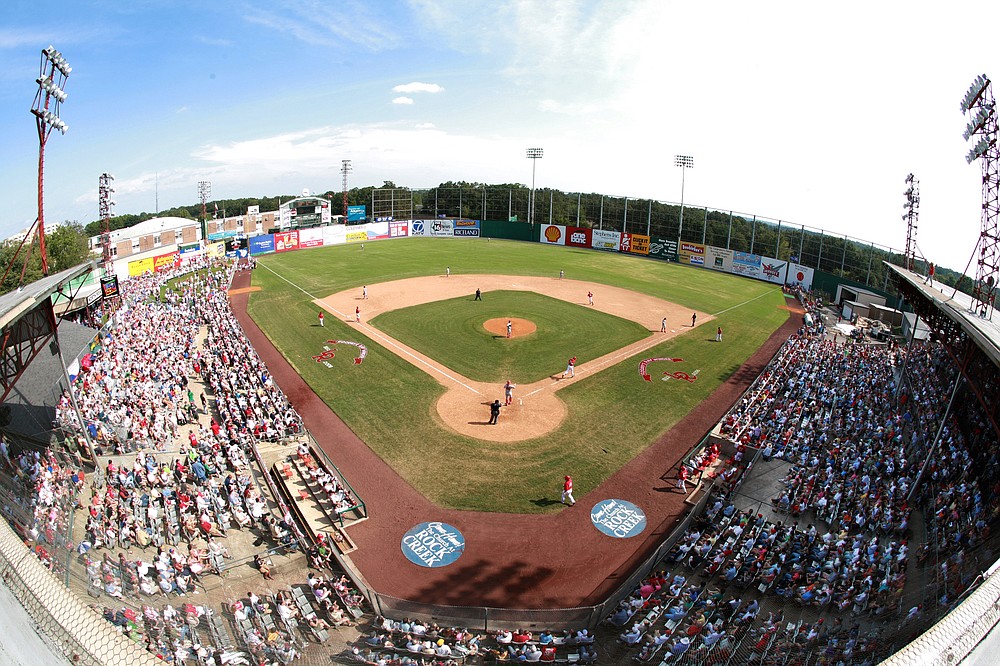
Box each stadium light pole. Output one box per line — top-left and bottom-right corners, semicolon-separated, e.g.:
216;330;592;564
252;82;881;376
31;46;71;277
675;155;694;243
526;148;543;234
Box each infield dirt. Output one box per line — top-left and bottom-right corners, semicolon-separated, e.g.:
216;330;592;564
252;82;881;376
316;275;709;442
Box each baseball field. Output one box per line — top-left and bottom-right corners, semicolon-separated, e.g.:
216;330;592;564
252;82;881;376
244;237;788;513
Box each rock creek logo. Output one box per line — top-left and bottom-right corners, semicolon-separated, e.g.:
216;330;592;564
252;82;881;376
639;357;700;383
312;340;368;367
591;499;647;538
401;522;465;567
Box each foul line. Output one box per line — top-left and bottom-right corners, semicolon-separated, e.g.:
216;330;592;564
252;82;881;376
258;263;482;396
712;286;784;317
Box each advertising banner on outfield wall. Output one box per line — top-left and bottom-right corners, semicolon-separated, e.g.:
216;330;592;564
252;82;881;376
732;251;762;279
323;225;347;246
453;219;480;237
678;242;707;266
298;227;323;248
410;219;454;237
760;256;788;285
648;237;678;261
249;234;275;255
367;222;390;240
274;231;299;252
346;230;368;243
591;228;621;251
706;246;734;272
786;263;814;290
565;226;592;248
539;224;566;245
620;233;650;255
389;221;409;238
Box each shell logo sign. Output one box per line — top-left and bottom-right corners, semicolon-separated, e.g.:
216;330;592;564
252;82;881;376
543;225;563;244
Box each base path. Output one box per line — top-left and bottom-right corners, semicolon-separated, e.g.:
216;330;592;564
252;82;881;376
230;268;802;609
318;275;707;442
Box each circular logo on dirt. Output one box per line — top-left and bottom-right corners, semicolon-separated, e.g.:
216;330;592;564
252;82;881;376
590;499;647;538
401;522;465;567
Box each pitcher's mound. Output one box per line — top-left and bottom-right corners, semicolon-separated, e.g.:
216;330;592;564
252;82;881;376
484;317;536;338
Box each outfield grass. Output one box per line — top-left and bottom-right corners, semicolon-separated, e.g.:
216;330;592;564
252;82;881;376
371;290;649;383
246;237;789;512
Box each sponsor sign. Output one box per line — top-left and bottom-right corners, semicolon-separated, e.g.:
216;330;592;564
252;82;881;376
760;256;787;285
648;237;678;261
346;230;368;243
153;252;179;272
787;263;814;290
347;205;366;222
453;219;480;237
591;499;647;539
410;220;426;236
678;241;706;266
389;221;409;238
428;219;454;237
627;233;650;255
320;201;331;225
205;242;225;259
208;230;240;241
706;246;734;272
401;522;465;568
249;234;275;255
323;225;347;246
178;243;201;255
100;276;120;299
312;340;368;368
591;228;621;251
565;226;592;248
298;227;323;248
367;222;390;240
732;251;762;279
539;224;566;245
274;231;299;253
279;207;292;228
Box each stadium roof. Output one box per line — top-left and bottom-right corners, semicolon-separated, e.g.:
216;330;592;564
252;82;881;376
93;215;198;244
0;260;97;331
887;263;1000;368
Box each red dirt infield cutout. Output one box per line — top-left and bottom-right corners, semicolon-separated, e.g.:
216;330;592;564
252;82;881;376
483;317;536;338
227;286;262;296
230;266;798;609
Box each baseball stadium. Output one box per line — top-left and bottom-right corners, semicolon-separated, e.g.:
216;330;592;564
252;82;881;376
2;170;1000;666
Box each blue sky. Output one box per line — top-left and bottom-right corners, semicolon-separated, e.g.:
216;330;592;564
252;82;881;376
1;0;999;273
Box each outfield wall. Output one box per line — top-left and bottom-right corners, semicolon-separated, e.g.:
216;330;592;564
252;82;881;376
241;218;839;295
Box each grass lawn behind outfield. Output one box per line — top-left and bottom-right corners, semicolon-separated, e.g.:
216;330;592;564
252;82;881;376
371;290;649;383
246;238;790;512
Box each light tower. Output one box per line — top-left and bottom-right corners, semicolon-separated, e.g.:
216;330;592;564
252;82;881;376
98;173;119;311
902;174;919;271
960;74;1000;318
526;148;543;230
674;155;694;242
198;181;211;239
341;159;352;218
30;45;71;276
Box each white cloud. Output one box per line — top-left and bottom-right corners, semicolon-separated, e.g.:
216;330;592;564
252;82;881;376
415;122;436;129
393;82;444;94
392;96;414;105
175;106;189;114
243;1;399;50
